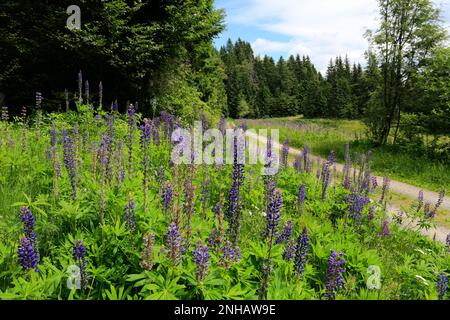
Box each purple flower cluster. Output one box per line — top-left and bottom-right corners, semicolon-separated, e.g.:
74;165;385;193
342;142;351;189
166;222;182;266
141;232;155;271
19;207;40;263
437;274;448;300
298;182;306;214
325;250;345;300
302;146;311;173
283;240;295;262
347;192;369;223
381;220;391;236
227;135;246;243
265;188;282;240
73;240;88;289
220;240;241;270
161;111;175;139
293;154;302;172
275;220;292;244
123;195;136;231
321;160;331;201
18;236;39;272
293;227;309;278
371;176;378;190
62;129;77;198
140;119;152;210
162;183;173;213
192;241;210;281
368;205;375;221
417;190;424;211
379;176;390;204
127;104;136;176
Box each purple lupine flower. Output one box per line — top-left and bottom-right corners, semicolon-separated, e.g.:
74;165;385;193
446;234;450;251
140;119;151;211
127;104;136;176
321;160;331;201
293;227;309;277
302;146;311;173
265;188;282;240
430;189;445;217
62;129;77;198
437;274;448;300
325;250;345;300
371;176;378;190
227;134;245;244
50;126;57;147
200;180;211;208
123;195;136;232
298;182;306;215
18;236;39;272
379;177;390;204
418;190;424;211
141;232;155;271
207;229;218;248
275;220;293;244
368;205;375;221
105;114;115;181
293;154;302;172
162;183;173;213
381;220;391;236
166;222;182;265
347;192;369;223
283;239;295;262
219;240;241;270
1;106;8;121
19;207;39;263
192;241;210;281
342;142;351;189
152;117;160;146
281;139;290;168
73;240;88;289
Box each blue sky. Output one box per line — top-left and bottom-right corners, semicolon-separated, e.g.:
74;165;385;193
213;0;450;73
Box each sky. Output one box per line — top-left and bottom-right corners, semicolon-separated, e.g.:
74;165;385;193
213;0;450;73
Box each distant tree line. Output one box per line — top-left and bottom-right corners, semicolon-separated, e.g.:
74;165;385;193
219;39;370;120
219;0;449;156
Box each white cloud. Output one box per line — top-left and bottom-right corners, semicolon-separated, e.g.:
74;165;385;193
222;0;449;73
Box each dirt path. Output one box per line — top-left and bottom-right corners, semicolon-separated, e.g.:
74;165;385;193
244;129;450;243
